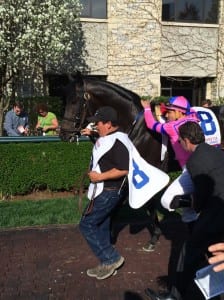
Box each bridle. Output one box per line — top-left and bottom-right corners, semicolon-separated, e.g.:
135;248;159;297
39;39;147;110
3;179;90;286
60;91;92;141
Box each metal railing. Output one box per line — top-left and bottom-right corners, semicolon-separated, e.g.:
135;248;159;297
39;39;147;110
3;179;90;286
0;135;90;143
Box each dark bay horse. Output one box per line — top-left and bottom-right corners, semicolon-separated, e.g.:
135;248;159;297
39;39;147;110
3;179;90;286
60;76;167;169
60;75;179;247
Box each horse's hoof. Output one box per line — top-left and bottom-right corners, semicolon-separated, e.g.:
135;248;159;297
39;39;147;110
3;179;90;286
142;242;155;252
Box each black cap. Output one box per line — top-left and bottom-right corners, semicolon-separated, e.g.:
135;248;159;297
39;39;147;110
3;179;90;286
87;106;118;123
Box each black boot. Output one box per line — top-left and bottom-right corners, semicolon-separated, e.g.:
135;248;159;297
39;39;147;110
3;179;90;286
145;288;177;300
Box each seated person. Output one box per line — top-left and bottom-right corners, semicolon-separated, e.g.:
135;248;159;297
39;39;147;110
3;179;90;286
201;99;212;108
4;101;29;136
35;103;58;136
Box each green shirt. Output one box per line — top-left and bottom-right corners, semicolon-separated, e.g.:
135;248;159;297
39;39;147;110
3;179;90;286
38;112;57;135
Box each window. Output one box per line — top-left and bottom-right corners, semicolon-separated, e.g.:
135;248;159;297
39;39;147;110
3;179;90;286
162;0;219;24
160;77;207;105
80;0;107;18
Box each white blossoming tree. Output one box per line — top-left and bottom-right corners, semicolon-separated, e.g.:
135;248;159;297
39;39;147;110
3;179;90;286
0;0;86;135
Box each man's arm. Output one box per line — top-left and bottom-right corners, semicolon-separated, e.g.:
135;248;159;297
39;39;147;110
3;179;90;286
24;114;29;129
88;168;128;183
141;100;164;133
4;112;19;136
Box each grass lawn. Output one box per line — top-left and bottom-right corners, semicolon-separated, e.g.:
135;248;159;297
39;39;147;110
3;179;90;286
0;196;157;229
0;197;87;228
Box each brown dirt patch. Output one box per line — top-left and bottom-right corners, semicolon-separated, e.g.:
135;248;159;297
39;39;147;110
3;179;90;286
10;190;76;201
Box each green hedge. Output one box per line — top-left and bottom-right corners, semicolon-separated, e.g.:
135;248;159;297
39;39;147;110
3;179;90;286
0;141;93;197
0;140;181;198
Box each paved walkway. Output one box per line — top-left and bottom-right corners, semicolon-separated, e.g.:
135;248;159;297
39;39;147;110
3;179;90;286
0;216;222;300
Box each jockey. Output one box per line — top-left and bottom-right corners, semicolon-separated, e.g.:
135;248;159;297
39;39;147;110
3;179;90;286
141;96;220;226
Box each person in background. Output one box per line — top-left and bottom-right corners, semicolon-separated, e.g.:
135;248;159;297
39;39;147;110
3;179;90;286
201;99;212;108
208;243;224;272
145;121;224;300
4;101;29;136
35;103;58;136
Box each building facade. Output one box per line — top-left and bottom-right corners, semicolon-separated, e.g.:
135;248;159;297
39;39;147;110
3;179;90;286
79;0;224;105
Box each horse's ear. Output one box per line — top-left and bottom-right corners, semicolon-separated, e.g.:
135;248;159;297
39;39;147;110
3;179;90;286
75;71;84;86
84;92;91;100
67;73;75;82
76;71;83;83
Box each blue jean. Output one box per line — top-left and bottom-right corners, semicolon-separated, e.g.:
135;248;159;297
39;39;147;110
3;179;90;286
79;189;122;265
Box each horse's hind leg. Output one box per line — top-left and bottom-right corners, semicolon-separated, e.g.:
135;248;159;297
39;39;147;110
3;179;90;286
142;202;162;252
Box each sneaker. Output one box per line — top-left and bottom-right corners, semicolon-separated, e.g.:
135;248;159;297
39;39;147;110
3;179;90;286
142;242;155;252
96;256;125;280
87;264;102;278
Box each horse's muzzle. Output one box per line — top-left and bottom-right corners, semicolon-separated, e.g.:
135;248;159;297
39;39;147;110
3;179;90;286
59;129;81;142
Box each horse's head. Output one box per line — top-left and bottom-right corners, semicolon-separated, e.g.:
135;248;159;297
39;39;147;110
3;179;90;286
60;75;140;142
59;76;92;142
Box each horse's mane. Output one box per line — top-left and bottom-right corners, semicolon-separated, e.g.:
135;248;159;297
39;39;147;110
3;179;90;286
81;77;142;110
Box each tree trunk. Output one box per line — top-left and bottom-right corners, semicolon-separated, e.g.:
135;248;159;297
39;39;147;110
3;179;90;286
0;68;14;136
0;100;5;136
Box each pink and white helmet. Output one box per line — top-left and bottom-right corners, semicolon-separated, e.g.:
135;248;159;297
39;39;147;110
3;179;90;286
165;96;191;114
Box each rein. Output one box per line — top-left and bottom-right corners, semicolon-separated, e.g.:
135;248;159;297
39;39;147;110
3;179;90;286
127;110;144;136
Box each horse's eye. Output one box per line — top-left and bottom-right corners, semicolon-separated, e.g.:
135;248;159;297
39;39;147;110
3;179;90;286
71;99;77;104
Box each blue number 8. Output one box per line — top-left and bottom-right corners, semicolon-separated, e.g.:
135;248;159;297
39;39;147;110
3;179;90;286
197;111;216;135
132;159;149;189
